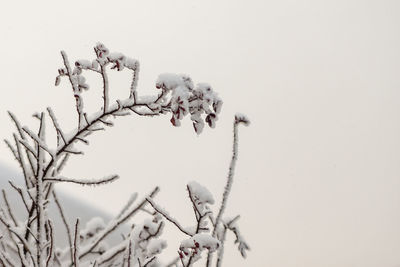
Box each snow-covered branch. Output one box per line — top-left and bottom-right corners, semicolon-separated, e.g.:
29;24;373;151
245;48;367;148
43;175;119;186
146;197;194;237
1;42;250;267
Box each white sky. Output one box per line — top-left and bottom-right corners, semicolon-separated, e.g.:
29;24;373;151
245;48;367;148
1;0;400;266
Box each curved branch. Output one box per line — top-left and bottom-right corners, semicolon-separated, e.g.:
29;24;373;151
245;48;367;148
43;175;119;186
206;115;250;267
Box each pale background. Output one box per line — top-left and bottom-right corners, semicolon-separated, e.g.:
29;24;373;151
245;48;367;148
1;0;400;266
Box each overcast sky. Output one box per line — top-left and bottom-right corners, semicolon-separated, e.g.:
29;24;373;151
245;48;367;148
1;1;400;266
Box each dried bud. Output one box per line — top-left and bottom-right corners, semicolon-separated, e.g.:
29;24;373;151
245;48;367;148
55;76;61;86
58;68;67;75
170;116;181;127
95;43;109;59
213;99;223;114
193;120;204;134
205;113;217;128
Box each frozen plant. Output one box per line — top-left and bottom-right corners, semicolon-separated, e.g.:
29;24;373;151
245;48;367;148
1;43;249;267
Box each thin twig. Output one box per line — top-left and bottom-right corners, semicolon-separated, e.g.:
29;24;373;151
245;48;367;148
100;64;109;113
43;175;119;186
146;198;193;236
52;190;74;264
45;220;54;267
7;111;37;174
2;190;18;227
73;219;80;267
206;116;249;267
8;181;30;212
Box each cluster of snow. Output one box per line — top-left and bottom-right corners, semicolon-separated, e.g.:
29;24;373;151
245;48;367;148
93;43;139;72
156;73;223;134
147;239;168;257
125;215;166;266
187;181;215;205
81;217;106;240
74;59;93;70
179;233;220;263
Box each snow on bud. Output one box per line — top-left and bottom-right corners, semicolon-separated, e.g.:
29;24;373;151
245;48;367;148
55;75;61;86
125;57;139;70
81;217;105;240
77;75;89;90
92;59;99;70
205;113;217;128
171;86;189;120
156;73;184;90
193;120;204;135
108;52;126;71
190;113;205;134
58;68;67;75
187;181;215;205
147;239;167;256
85;217;105;233
213;98;223;114
170;115;181;127
192;233;220;252
196;83;213;100
235;113;250;126
179;234;220;260
72;66;82;75
75;59;92;70
95;42;109;59
155;73;222;133
180;74;194;90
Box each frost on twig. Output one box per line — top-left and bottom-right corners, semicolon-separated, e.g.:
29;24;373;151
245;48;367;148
146;164;250;267
43;174;119;186
146;197;194;237
206;114;251;267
